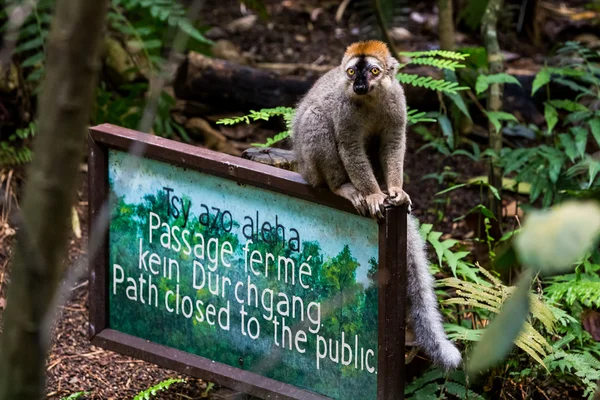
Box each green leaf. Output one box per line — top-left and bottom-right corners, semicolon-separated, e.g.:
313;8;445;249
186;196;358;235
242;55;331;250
467;269;533;377
590;118;600;148
544;103;558;134
470;204;496;219
572;127;588;159
142;39;162;49
419;223;434;238
21;52;44;67
178;19;214;45
445;91;472;121
15;36;44;53
532;68;551;95
427;231;445;268
548;99;588;112
485;111;518;133
60;392;89;400
475;73;521;95
554;77;596;96
437;115;454;150
444;70;472;121
26;68;44;82
435;183;468;196
514;201;600;274
488;184;500;200
559;133;577;162
475;76;488;95
548;157;561;184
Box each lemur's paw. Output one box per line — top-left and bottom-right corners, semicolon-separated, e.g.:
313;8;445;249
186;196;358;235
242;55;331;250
334;184;367;216
365;192;387;220
388;187;412;206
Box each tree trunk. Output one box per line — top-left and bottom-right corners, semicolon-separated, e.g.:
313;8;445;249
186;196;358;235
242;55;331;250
437;0;456;50
481;0;504;223
0;0;108;398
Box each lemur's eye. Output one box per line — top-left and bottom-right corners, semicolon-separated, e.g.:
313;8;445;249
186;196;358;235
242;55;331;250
371;67;380;75
346;68;355;76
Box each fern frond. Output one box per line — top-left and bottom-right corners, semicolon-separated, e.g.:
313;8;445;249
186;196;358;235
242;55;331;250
397;73;468;94
403;57;465;71
445;324;484;342
444;298;501;313
1;0;53;82
112;0;212;45
407;107;436;125
0;122;36;167
477;264;503;286
404;366;486;400
133;378;185;400
529;294;558;333
444;382;486;400
545;350;600;399
216;107;295;148
399;50;468;60
404;369;445;395
545;277;600;308
442;265;554;368
441;276;503;298
216;107;295;126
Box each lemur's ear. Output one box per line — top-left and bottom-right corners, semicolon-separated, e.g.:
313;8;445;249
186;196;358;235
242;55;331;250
386;55;400;76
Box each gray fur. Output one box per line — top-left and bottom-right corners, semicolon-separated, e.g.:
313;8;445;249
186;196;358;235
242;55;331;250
291;55;409;218
407;215;462;369
291;43;462;369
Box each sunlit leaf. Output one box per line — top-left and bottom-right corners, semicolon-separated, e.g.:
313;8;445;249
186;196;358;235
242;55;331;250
514;201;600;274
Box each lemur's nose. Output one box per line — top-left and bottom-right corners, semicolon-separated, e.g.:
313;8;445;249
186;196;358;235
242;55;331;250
353;84;368;95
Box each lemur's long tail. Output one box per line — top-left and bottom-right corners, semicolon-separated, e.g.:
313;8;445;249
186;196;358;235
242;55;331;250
406;215;462;369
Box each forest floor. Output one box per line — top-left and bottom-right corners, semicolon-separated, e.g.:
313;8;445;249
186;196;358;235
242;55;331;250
0;0;597;398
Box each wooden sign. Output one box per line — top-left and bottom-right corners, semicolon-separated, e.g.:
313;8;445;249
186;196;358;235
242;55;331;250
88;124;407;400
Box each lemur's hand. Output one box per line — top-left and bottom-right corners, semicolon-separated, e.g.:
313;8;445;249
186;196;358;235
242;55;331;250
388;187;412;207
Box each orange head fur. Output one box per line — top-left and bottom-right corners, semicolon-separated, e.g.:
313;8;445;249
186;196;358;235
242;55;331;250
343;40;391;65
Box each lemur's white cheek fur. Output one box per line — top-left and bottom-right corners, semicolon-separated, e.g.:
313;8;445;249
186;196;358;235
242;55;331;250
380;78;392;89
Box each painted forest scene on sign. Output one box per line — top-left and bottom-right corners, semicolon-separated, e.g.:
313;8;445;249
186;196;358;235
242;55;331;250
108;149;379;399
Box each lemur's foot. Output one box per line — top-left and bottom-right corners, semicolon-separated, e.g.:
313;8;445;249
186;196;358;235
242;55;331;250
334;183;367;216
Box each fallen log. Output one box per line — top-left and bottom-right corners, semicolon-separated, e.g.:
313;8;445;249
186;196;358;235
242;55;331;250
173;52;440;112
174;52;565;128
174;52;314;111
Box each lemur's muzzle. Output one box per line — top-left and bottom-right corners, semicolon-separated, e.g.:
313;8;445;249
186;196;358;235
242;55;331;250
353;83;369;95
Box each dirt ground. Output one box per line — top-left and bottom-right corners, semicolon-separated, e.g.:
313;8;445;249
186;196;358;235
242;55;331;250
2;0;594;398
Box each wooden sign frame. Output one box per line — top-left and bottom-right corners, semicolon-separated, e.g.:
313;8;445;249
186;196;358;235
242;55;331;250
88;123;407;400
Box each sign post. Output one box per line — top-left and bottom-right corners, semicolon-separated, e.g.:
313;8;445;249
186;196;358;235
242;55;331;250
88;123;407;400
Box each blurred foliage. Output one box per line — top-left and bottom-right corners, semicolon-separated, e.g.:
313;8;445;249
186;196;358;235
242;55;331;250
0;0;212;167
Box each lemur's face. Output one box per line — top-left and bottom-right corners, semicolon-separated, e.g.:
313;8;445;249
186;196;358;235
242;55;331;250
344;55;386;96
